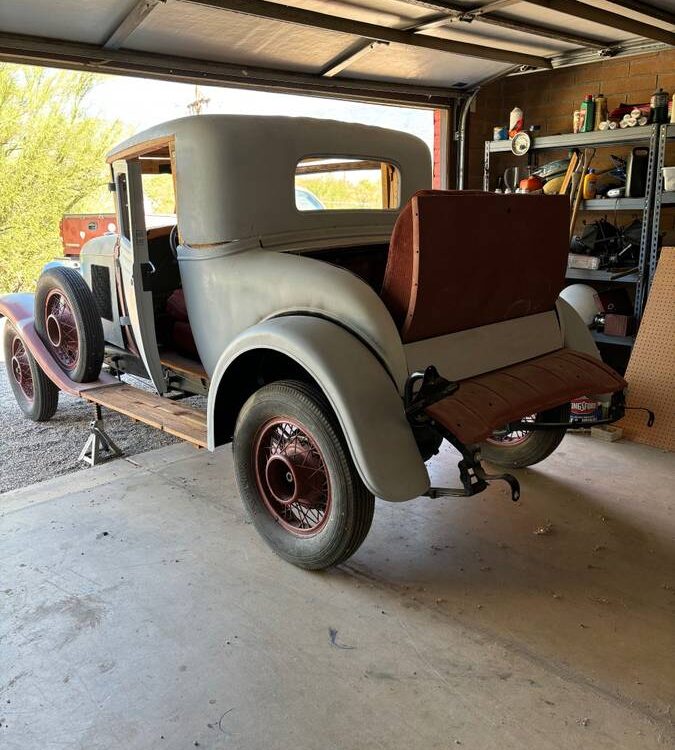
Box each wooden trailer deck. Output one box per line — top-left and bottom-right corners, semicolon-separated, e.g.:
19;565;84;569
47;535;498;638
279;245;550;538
83;384;208;448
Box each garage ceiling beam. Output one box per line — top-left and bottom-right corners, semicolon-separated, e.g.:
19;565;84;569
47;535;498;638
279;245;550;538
468;0;523;17
391;1;610;49
183;0;552;68
521;0;675;45
0;31;460;107
320;40;387;77
595;0;675;28
103;0;166;50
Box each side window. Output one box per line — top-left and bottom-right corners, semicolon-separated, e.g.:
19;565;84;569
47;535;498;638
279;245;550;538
295;157;401;211
141;172;176;220
140;150;176;234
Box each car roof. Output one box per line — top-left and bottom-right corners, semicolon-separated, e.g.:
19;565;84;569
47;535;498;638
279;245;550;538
108;115;431;248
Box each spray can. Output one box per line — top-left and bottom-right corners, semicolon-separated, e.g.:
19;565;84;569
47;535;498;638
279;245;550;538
594;94;607;130
650;88;670;124
509;107;523;138
580;94;595;133
573;110;582;134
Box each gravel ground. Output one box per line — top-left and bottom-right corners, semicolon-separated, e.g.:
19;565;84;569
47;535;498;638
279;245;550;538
0;319;206;494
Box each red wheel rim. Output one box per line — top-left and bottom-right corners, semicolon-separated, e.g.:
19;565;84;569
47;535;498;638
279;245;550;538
486;415;536;447
44;289;80;371
10;335;34;402
253;418;332;536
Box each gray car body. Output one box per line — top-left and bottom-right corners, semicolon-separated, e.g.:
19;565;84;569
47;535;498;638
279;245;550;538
92;115;601;503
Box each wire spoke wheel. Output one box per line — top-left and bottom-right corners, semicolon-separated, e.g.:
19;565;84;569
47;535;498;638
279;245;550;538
486;414;536;447
35;266;104;383
44;289;80;371
480;404;571;469
234;380;374;569
254;418;331;536
10;335;34;401
3;322;59;422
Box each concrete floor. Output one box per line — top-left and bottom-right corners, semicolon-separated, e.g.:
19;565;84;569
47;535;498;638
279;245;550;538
1;435;674;749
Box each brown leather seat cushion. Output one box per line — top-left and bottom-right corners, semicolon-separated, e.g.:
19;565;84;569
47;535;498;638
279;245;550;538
165;289;199;357
381;190;570;343
426;348;627;445
166;288;190;323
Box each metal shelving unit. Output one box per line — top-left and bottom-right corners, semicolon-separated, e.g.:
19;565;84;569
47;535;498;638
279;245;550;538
483;124;664;347
580;197;645;211
647;123;675;293
484;125;655;156
592;331;635;347
565;268;640;283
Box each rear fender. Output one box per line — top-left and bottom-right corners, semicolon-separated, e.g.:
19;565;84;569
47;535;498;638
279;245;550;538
207;316;430;502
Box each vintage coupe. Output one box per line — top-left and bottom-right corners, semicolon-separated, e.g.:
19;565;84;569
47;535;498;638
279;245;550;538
1;115;628;569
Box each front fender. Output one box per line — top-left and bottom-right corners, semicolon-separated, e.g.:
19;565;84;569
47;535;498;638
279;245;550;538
207;316;430;502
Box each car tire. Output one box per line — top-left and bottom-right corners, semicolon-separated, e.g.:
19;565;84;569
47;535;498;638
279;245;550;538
233;379;375;570
479;403;571;468
34;266;104;383
3;322;59;422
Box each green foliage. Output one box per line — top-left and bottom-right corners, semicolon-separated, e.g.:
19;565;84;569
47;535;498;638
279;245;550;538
0;65;125;293
296;175;382;210
142;174;176;215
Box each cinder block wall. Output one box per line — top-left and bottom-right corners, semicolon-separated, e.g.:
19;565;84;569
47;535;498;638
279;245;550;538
467;47;675;234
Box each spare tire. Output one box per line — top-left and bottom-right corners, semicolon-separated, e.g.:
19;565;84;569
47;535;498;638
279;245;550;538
34;266;104;383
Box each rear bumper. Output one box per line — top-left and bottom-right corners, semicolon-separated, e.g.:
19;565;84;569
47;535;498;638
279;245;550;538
424;348;627;445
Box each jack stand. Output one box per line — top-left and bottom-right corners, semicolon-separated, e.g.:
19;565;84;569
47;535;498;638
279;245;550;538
78;404;123;467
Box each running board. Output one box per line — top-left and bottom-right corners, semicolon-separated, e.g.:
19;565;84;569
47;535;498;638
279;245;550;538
83;384;207;448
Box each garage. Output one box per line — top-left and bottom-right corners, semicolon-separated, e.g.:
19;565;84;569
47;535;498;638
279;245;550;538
1;2;674;748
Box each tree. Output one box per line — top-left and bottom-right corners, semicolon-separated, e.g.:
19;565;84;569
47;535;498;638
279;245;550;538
0;65;125;293
296;175;381;210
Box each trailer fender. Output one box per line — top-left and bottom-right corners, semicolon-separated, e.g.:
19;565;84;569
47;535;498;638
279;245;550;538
555;297;601;359
0;293;116;396
555;297;612;402
207;315;430;502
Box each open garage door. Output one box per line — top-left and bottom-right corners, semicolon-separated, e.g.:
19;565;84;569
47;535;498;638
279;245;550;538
0;1;672;108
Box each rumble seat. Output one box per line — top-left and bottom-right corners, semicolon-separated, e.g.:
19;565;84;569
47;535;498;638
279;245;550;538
381;190;627;441
381;190;569;343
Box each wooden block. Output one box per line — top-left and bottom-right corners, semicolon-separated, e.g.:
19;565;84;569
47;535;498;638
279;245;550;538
591;425;623;442
618;248;675;451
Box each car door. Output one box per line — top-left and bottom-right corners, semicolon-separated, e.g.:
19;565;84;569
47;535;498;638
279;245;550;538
112;158;167;394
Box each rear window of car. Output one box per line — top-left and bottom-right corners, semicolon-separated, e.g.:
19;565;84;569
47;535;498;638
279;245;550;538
295;157;400;211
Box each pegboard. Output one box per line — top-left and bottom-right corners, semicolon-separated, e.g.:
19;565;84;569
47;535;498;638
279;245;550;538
618;247;675;451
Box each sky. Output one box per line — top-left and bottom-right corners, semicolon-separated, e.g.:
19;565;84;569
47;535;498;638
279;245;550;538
84;73;435;153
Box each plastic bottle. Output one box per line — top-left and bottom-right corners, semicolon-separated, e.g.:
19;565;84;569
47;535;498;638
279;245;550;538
583;168;597;200
594;94;607;130
580;94;595;133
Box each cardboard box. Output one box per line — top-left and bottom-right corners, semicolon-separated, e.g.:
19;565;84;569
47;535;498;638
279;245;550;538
568;253;600;270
